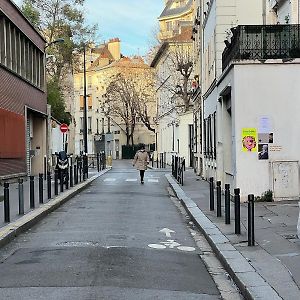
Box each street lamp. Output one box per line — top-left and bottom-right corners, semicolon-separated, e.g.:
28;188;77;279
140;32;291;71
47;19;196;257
45;38;65;49
83;45;88;155
44;38;64;175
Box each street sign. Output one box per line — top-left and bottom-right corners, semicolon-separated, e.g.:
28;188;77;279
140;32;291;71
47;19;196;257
60;123;68;133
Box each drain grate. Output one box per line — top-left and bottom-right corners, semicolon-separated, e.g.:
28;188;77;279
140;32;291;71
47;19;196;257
282;234;298;240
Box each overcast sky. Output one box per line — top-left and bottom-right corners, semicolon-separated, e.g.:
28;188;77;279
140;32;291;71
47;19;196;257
13;0;164;57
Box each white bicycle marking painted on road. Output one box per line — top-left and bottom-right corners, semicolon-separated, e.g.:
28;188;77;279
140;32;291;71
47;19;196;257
159;228;175;237
148;244;166;249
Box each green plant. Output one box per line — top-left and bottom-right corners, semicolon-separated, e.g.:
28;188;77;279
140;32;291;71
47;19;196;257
255;190;273;202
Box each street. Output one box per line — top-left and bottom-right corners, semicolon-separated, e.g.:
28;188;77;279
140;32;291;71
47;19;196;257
0;161;225;300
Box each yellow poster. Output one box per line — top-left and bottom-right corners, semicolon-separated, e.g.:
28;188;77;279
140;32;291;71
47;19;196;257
242;128;257;152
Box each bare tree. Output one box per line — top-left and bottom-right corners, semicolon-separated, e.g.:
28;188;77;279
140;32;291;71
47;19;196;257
103;73;137;146
103;66;156;145
157;42;194;112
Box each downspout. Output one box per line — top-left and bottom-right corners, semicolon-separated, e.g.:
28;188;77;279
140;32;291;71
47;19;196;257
262;0;267;25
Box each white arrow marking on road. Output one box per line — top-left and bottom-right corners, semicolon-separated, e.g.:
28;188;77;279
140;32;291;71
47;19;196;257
159;228;175;237
161;240;181;249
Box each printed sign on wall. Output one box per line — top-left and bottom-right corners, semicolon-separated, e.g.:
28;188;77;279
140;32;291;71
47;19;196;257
242;128;257;152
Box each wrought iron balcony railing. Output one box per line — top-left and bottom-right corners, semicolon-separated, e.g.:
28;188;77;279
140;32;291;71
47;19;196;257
222;25;300;70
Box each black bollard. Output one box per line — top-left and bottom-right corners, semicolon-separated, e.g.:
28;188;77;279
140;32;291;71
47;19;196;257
4;182;10;222
39;173;43;204
44;155;47;180
216;181;222;217
54;169;59;195
248;194;255;246
79;165;82;182
209;177;214;211
70;165;73;187
65;169;69;190
225;184;230;224
60;172;64;193
47;172;51;199
30;175;35;209
234;188;241;234
74;164;78;185
97;153;100;172
18;178;24;215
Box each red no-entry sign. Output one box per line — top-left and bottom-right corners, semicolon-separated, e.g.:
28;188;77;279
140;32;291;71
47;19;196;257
60;123;68;133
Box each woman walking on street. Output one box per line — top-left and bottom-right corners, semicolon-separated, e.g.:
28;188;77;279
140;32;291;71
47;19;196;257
133;144;150;184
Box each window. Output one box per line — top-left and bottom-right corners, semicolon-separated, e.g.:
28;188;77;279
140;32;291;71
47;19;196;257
80;117;84;132
88;95;92;109
80;96;84;110
88;117;92;133
96;118;99;133
0;16;45;89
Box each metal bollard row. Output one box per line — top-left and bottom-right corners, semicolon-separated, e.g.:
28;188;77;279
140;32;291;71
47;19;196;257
208;178;255;246
2;153;104;225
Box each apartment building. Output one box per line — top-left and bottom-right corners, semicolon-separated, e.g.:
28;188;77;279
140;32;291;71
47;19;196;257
0;0;47;178
152;13;194;166
191;0;300;199
159;0;193;40
73;39;156;158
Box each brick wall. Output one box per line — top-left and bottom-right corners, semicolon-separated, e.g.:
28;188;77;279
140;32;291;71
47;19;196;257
0;67;47;114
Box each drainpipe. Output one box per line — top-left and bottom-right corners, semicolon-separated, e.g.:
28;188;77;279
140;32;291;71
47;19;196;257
262;0;266;25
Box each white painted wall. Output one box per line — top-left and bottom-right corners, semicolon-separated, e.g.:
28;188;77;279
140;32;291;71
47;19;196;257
51;126;64;154
227;61;300;199
178;111;193;161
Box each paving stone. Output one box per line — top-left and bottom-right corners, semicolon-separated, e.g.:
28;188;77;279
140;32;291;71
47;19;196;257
247;285;281;299
219;250;244;260
226;258;255;273
209;234;230;244
237;271;268;287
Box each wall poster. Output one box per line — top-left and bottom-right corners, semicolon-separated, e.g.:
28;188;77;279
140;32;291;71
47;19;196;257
242;128;257;152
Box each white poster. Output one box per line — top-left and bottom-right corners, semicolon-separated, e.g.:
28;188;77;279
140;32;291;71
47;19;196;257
259;116;272;133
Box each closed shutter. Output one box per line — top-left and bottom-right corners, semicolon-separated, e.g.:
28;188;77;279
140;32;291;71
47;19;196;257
26;117;31;174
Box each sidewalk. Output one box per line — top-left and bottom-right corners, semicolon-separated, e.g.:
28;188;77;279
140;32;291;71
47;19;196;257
166;168;300;300
0;168;108;248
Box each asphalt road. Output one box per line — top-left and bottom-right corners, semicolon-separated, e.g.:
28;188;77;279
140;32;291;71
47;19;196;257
0;160;221;299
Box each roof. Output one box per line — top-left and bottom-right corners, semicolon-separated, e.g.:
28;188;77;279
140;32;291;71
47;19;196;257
165;25;192;42
6;0;46;43
159;0;193;19
88;45;114;70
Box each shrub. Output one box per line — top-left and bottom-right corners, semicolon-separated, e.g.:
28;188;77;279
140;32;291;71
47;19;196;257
255;190;273;202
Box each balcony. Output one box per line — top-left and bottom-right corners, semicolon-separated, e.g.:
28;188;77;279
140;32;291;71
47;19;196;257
222;25;300;71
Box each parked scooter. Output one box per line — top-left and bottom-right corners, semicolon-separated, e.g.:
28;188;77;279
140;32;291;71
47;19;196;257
55;151;70;184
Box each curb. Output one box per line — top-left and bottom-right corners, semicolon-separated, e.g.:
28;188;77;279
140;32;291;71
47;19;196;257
0;169;110;249
166;174;282;300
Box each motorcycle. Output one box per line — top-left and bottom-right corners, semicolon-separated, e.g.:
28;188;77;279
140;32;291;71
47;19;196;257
55;151;70;184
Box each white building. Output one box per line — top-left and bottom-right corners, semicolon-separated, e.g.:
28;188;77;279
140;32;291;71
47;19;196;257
192;0;300;200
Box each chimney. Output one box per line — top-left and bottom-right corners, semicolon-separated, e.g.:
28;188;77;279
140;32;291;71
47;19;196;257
107;38;121;61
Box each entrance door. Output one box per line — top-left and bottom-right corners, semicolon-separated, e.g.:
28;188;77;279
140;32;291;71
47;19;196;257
272;161;299;200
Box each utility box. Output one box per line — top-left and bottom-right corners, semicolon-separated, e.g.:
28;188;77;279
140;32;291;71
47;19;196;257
271;161;299;200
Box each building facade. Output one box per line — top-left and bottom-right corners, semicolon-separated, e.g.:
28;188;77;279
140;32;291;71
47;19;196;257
190;0;300;200
0;0;47;179
73;39;156;158
152;0;195;166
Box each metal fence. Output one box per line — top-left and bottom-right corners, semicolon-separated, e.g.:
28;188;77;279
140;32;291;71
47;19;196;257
222;24;300;70
172;155;185;185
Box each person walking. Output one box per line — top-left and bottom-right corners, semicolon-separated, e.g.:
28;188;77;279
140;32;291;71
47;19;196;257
132;144;150;184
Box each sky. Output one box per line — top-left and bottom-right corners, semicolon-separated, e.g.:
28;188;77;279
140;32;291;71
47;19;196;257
13;0;164;57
